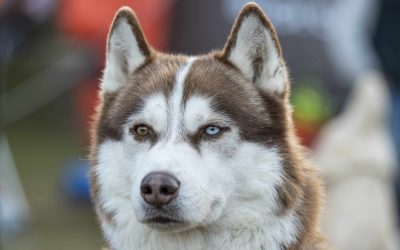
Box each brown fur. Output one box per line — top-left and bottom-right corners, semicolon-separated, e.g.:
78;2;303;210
89;2;327;249
219;8;326;247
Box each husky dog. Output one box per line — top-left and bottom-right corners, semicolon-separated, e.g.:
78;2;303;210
89;3;326;249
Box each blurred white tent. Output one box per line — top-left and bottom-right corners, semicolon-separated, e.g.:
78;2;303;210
314;71;399;250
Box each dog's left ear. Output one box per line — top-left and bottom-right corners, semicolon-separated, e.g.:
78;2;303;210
102;7;152;93
221;3;288;97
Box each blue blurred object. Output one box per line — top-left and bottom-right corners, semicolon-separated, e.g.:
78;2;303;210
60;159;91;202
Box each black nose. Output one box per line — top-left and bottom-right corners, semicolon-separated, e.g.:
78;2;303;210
140;172;180;206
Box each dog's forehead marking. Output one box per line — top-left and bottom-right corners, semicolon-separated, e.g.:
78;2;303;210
168;57;197;142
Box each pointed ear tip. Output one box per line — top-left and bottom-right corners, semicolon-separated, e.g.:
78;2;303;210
241;2;265;16
113;6;137;24
237;2;278;36
116;6;135;16
109;6;141;37
243;2;262;9
236;2;272;29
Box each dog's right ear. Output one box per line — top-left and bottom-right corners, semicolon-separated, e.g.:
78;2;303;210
220;3;288;98
102;7;151;93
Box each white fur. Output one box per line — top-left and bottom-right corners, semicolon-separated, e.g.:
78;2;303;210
168;57;196;141
95;140;298;249
102;18;146;92
127;94;168;134
228;13;286;94
94;57;299;249
184;95;232;133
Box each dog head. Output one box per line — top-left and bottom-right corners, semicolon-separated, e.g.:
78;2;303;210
90;3;302;239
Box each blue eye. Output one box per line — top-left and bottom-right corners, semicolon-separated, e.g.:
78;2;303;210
204;125;221;136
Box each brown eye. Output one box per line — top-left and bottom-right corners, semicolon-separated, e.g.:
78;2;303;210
134;125;151;136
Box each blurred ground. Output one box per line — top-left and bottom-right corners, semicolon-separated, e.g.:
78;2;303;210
3;95;102;250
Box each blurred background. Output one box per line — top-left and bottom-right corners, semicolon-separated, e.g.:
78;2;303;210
0;0;399;249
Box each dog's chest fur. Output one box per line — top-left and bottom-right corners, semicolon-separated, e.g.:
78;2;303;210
89;3;326;250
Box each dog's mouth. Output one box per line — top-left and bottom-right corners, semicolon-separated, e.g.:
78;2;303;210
140;205;186;228
142;214;189;232
144;216;183;224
